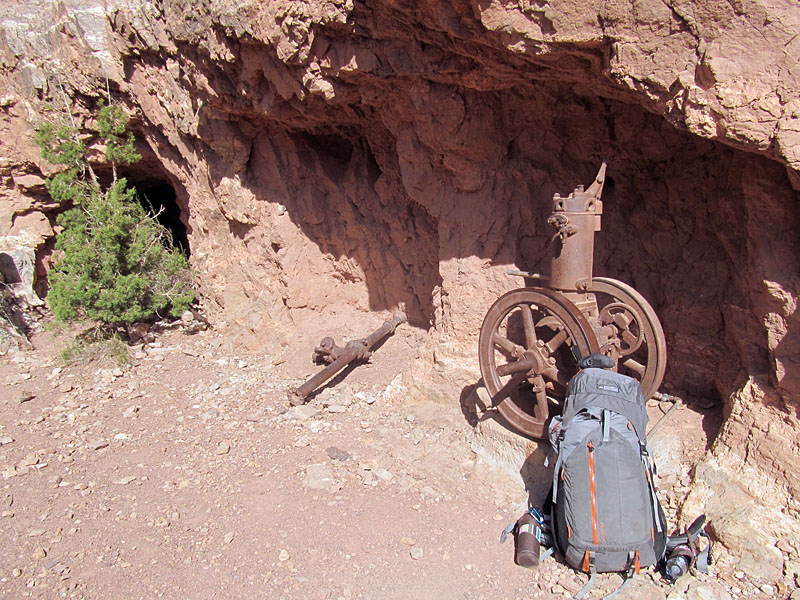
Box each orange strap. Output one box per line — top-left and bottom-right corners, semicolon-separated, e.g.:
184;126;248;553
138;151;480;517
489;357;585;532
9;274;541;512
587;441;598;545
582;550;591;573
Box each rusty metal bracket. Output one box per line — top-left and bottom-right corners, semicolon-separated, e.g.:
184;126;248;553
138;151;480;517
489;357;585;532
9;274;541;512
288;311;407;406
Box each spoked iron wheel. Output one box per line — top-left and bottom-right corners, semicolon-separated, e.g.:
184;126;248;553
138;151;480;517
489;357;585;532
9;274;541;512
591;277;667;400
478;288;600;439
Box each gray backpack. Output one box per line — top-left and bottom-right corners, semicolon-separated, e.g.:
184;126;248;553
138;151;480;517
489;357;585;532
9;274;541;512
547;367;667;598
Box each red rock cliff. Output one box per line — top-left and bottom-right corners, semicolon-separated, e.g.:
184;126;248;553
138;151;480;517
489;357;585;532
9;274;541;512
1;0;799;577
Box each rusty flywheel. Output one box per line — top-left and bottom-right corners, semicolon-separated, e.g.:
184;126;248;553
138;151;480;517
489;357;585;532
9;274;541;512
477;287;600;439
477;279;667;439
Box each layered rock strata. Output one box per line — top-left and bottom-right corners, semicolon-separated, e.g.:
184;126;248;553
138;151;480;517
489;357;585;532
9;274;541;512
1;0;799;582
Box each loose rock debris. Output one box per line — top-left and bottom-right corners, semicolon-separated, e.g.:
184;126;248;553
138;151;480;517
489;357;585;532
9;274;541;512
0;326;777;599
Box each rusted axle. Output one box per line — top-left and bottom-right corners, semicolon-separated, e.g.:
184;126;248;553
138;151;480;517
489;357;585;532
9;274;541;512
287;311;407;405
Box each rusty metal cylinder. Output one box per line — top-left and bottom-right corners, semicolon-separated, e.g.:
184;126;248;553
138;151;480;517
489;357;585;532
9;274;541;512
287;311;407;405
548;167;605;293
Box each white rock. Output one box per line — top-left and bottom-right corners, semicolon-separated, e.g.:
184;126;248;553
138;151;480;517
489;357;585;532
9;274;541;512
304;463;335;491
287;405;320;421
374;468;394;481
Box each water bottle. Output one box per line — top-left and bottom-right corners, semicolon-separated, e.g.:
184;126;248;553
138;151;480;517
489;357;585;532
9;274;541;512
665;546;693;581
514;511;541;568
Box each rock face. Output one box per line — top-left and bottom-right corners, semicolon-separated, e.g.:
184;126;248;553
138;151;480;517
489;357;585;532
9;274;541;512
1;0;799;577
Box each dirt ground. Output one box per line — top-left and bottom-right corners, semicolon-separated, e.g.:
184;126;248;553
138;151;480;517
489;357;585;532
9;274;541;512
0;319;766;600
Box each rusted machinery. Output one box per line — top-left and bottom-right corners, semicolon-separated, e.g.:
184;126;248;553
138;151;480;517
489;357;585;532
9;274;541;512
477;163;667;439
288;311;407;405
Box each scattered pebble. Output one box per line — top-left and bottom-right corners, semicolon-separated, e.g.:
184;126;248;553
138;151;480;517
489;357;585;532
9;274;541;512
19;455;39;467
201;409;220;423
326;446;351;461
0;325;763;600
373;468;393;481
304;463;335;491
287;405;319;421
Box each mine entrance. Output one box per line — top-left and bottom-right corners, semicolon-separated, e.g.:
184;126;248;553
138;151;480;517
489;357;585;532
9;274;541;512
135;181;190;257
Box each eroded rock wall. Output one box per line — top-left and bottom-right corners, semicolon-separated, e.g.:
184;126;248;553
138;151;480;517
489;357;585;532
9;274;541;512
1;0;800;578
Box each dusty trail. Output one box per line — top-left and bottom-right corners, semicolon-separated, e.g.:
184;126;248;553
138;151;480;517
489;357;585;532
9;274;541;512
0;325;758;599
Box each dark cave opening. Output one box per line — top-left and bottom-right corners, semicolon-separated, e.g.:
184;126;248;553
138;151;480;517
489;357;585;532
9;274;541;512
135;181;191;257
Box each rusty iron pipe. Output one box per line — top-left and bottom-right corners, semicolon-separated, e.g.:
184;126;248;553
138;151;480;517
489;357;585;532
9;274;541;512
646;394;683;441
288;311;407;405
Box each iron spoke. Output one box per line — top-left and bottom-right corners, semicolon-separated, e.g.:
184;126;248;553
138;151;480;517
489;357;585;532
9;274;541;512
497;358;535;377
545;329;569;355
493;372;527;405
492;332;523;358
542;367;570;389
521;304;538;349
621;329;639;347
622;357;646;376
